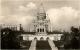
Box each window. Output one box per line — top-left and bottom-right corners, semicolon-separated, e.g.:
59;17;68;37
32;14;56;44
42;29;44;32
37;29;39;32
37;28;44;32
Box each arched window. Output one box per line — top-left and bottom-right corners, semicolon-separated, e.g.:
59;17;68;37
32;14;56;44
37;29;39;32
42;29;44;32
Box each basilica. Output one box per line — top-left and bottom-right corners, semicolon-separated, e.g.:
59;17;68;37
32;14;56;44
20;4;62;41
1;3;80;50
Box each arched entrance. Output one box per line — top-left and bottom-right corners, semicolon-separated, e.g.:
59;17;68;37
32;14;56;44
40;37;44;40
46;37;49;40
34;37;37;40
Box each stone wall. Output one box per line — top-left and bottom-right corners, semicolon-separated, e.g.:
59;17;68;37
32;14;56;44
21;34;62;41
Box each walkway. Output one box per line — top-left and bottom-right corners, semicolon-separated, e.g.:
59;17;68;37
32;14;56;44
29;39;37;50
48;39;58;50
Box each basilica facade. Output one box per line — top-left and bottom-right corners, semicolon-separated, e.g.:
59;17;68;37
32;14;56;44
21;5;62;41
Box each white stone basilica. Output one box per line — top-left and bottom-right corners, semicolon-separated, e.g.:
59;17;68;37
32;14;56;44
21;4;62;41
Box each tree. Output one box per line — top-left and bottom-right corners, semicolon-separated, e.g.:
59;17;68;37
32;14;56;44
70;26;80;49
1;28;20;49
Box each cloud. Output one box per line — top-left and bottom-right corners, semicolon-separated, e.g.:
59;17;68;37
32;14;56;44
14;2;37;16
27;2;37;9
47;7;80;31
0;2;37;31
18;2;37;11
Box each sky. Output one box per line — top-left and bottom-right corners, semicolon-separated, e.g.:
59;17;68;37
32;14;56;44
1;0;80;32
